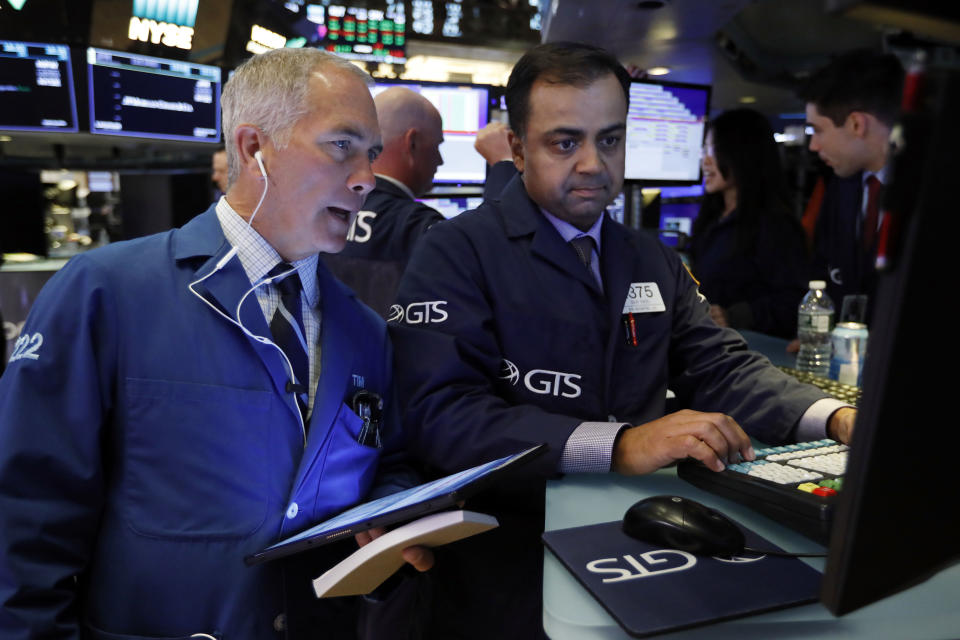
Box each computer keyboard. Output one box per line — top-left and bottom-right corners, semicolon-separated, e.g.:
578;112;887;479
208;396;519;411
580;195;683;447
777;366;861;406
677;439;848;544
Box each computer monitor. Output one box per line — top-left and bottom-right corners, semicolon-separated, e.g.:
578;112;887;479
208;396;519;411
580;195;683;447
86;47;221;143
0;40;78;133
657;185;704;248
625;79;710;185
819;65;960;615
372;81;492;186
416;195;484;219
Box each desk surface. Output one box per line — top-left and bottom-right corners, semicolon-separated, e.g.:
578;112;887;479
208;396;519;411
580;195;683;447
738;329;794;368
543;471;960;639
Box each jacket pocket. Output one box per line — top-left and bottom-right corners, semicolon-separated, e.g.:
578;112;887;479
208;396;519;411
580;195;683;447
121;378;274;539
305;402;380;521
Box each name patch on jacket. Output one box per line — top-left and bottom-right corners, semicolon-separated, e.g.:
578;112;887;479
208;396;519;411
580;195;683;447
622;282;666;314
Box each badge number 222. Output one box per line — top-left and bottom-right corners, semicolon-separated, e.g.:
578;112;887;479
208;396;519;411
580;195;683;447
9;332;43;363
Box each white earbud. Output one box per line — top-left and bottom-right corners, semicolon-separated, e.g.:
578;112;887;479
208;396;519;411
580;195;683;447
254;150;267;179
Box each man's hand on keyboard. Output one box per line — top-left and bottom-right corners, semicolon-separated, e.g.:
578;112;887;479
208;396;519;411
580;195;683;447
828;407;856;444
612;410;756;475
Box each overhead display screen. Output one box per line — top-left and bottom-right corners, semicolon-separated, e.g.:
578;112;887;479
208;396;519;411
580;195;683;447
0;40;78;133
87;47;221;143
265;1;406;63
625;80;711;184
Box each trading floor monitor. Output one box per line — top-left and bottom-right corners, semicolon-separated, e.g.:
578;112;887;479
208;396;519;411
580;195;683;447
372;80;493;186
819;63;960;616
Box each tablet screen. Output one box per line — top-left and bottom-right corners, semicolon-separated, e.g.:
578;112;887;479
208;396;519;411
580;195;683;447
246;444;545;564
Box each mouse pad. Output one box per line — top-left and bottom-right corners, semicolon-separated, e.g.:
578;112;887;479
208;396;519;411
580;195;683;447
542;521;821;638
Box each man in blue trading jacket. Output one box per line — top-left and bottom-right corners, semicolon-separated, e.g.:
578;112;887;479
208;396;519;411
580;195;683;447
801;49;904;318
321;87;446;318
0;48;432;639
389;42;857;639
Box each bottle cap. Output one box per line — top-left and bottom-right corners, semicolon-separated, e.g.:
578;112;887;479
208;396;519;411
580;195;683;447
809;280;826;289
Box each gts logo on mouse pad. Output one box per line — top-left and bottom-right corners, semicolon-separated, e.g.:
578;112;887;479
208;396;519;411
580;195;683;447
543;521;820;638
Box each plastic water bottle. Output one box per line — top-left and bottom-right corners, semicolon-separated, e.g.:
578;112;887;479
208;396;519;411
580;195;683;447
796;280;834;376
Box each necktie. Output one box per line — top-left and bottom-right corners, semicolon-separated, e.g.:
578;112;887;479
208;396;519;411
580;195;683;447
268;263;309;422
569;235;596;271
862;175;882;250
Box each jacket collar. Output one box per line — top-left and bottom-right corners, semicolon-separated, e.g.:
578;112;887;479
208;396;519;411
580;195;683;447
172;204;230;263
374;174;415;200
499;174;604;295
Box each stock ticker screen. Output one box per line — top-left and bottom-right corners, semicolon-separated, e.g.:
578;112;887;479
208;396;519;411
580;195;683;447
0;40;78;133
625;80;711;184
87;47;221;143
272;1;406;63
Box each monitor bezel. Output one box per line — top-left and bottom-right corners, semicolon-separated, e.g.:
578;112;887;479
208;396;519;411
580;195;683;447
624;77;711;187
0;39;80;134
86;46;222;144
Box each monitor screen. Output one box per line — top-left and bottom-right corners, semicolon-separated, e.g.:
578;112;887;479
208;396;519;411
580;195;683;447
819;65;959;616
625;79;710;184
658;184;704;247
305;2;406;63
416;195;484;219
87;47;221;143
0;40;78;133
372;81;492;185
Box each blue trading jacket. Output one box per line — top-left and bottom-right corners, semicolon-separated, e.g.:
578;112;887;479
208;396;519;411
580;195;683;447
0;207;406;639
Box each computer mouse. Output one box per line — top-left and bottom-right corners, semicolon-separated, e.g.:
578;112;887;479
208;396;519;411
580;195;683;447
622;495;745;556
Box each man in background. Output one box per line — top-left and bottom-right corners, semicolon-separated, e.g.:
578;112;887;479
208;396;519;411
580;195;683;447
801;49;904;318
211;146;229;199
321;87;445;317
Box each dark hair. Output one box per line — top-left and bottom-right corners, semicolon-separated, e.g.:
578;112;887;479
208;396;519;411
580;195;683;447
692;108;798;250
505;42;631;139
799;49;904;127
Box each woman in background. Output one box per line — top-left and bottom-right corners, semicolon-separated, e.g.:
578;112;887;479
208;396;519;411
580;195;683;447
689;108;808;338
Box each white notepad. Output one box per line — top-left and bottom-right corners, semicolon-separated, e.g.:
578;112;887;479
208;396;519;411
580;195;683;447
312;510;498;598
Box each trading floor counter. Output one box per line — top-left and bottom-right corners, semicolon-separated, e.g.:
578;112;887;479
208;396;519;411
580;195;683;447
542;329;958;638
542;471;960;639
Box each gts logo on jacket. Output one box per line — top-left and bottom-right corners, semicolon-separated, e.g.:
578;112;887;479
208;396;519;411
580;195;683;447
346;211;377;243
388;301;448;325
499;358;582;399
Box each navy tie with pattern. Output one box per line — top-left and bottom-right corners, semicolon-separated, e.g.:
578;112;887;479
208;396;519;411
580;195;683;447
569;235;598;284
268;263;309;423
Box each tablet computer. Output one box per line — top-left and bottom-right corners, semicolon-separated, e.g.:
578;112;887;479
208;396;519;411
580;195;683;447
245;444;546;565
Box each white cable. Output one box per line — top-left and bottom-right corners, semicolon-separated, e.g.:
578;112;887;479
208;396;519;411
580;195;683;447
187;153;307;441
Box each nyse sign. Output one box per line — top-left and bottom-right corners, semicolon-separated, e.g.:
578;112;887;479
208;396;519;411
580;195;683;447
587;550;697;583
128;17;194;50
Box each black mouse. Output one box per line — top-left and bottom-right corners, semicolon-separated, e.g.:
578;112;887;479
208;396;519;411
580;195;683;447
622;495;745;556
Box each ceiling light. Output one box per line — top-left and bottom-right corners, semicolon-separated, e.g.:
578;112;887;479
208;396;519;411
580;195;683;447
739;96;757;104
646;66;670;76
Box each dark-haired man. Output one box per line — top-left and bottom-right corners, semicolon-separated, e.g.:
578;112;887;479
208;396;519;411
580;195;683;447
390;42;856;639
801;49;905;316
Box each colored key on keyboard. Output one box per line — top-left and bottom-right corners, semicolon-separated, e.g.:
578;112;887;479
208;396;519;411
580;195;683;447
677;438;847;544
